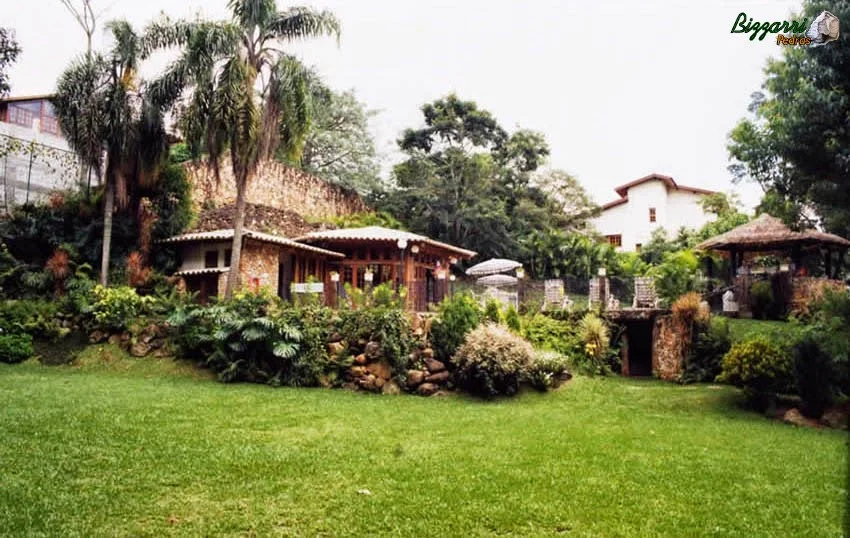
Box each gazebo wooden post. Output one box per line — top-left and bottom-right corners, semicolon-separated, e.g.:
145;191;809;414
824;248;833;279
837;251;846;279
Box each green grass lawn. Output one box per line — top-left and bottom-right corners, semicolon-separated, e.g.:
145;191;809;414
725;318;805;343
1;347;846;537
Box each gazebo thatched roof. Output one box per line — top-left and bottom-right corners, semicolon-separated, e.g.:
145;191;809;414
695;214;850;252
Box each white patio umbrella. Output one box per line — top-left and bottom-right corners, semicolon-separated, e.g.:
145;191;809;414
465;258;522;277
476;274;519;286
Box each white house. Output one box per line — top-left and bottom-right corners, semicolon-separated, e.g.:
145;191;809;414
591;173;717;252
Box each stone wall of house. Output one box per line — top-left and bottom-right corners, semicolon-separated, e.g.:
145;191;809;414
652;314;682;381
239;241;280;296
185;158;368;219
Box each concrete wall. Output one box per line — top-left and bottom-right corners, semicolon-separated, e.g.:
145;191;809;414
179;241;233;272
186;158;368;220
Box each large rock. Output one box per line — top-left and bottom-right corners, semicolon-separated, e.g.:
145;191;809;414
417;383;439;396
425;371;449;384
107;334;122;346
353;354;367;365
130;342;152;358
424;358;445;373
382;380;401;395
364;341;382;360
821;408;848;430
421;348;435;359
374;377;386;389
358;374;377;391
89;330;107;344
366;361;392;380
782;408;820;428
327;341;345;356
406;370;426;387
347;366;367;379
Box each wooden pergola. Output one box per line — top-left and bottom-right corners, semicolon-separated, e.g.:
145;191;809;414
695;214;850;279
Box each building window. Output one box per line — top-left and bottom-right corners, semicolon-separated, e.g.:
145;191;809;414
635;243;642;252
224;249;232;267
204;250;218;268
649;207;656;223
606;235;622;247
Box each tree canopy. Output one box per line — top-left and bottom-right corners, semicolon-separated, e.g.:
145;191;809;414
728;0;850;237
0;27;21;98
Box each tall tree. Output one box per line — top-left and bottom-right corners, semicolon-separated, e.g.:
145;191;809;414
146;0;339;297
0;28;21;98
53;20;169;285
728;0;850;237
282;81;381;196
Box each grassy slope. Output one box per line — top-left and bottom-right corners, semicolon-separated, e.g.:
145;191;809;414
0;349;846;537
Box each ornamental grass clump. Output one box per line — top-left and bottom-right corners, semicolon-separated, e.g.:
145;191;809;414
454;323;534;398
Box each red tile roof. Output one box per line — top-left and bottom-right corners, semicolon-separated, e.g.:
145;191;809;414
601;173;717;210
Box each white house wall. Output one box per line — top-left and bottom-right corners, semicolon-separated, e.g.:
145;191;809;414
591;179;715;252
179;241;233;271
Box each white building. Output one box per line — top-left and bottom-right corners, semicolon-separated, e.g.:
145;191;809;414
0;94;80;209
591;173;717;252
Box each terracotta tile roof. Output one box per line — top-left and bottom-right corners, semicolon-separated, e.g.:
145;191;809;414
297;226;477;258
601;173;717;211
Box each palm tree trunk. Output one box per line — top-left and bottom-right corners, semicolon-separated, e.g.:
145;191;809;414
100;179;114;286
225;179;248;298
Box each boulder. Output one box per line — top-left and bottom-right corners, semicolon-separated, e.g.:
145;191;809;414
424;358;445;373
347;366;367;379
782;408;820;428
130;342;151;358
107;334;122;346
425;371;449;384
359;374;377;391
342;382;358;392
353;354;367;365
366;361;392;380
89;330;107;344
364;341;382;360
374;377;386;389
327;341;345;357
406;370;426;387
417;383;439;396
382;380;402;395
421;348;435;359
821;408;848;430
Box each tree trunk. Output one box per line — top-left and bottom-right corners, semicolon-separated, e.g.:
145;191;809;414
100;179;114;286
225;180;248;298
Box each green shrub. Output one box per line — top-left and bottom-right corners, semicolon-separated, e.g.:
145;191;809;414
524;350;571;391
454;323;534;397
0;332;34;364
90;285;155;332
431;292;481;363
717;337;794;410
339;306;412;372
793;334;837;419
504;305;521;332
799;288;850;394
682;317;731;383
0;299;61;339
749;281;774;320
483;299;503;324
648;250;700;306
521;314;579;356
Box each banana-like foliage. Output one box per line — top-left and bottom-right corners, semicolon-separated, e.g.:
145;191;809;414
146;0;339;297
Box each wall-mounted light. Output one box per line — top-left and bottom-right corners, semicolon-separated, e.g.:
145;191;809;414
410;244;420;254
449;256;458;265
597;267;607;277
436;269;447;280
396;238;408;250
364;269;374;283
516;267;525;279
449;274;456;282
330;271;340;283
779;263;790;272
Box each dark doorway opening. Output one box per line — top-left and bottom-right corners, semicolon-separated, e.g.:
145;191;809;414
625;320;653;376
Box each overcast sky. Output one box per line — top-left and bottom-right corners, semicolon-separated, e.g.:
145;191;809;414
7;0;802;209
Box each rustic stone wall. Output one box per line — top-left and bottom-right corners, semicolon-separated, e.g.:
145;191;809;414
239;240;280;296
652;314;683;381
186;158;368;219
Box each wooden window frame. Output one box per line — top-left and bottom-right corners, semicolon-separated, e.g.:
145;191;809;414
649;207;656;223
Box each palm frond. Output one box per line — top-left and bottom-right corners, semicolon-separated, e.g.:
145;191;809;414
272;341;298;359
229;0;278;31
266;7;340;43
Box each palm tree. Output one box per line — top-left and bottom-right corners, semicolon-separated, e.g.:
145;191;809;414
146;0;340;298
53;20;168;286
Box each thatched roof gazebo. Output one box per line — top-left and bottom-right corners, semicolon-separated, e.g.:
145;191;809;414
695;214;850;278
